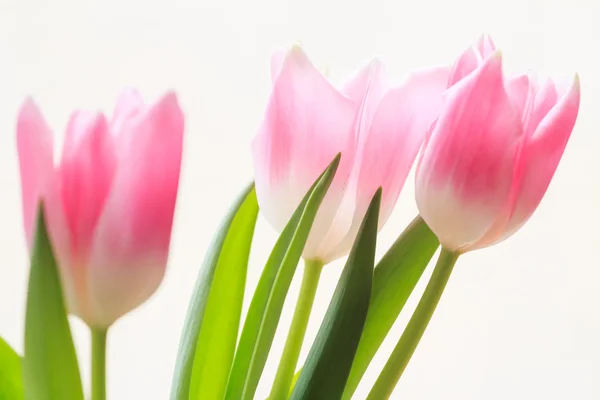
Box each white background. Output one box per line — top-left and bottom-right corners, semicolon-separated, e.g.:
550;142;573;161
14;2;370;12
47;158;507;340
1;0;599;398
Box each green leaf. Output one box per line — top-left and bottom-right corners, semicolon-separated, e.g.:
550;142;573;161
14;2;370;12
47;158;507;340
288;369;301;398
342;216;439;399
0;337;23;400
169;183;258;400
23;207;84;400
188;186;259;399
225;155;340;400
290;188;381;400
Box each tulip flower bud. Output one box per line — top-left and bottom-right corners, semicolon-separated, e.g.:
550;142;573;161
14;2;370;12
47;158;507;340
253;45;450;263
17;90;184;328
416;36;580;253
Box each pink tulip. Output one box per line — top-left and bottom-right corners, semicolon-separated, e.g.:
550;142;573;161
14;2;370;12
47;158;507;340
416;35;580;253
252;44;450;263
17;90;184;328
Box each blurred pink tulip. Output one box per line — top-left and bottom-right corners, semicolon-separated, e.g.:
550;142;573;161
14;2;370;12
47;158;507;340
17;90;184;328
252;44;450;263
416;35;580;253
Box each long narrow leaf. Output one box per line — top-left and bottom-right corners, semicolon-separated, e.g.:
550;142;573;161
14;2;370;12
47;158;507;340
23;207;84;400
225;155;340;400
188;186;259;399
170;184;258;400
290;188;381;400
0;337;23;399
342;216;439;399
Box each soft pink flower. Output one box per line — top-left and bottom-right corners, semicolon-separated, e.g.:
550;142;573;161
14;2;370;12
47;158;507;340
17;90;184;327
416;35;580;253
252;44;450;263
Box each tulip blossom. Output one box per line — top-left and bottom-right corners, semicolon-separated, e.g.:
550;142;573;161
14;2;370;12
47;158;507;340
416;36;580;253
17;90;184;328
252;44;450;263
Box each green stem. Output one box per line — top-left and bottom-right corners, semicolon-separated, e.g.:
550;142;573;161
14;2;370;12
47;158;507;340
367;248;459;400
269;259;324;400
91;327;108;400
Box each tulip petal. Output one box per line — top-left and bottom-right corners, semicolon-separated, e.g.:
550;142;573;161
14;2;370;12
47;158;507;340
54;112;117;324
16;98;55;247
314;59;392;261
371;65;451;218
16;98;82;319
59;111;116;261
476;34;497;58
502;74;580;239
324;66;450;261
270;49;286;82
251;45;357;261
524;78;558;135
341;58;388;130
448;46;482;86
333;66;452;262
110;88;145;134
506;74;536;122
88;92;184;326
447;35;497;87
469;74;538;249
416;53;523;251
341;58;389;153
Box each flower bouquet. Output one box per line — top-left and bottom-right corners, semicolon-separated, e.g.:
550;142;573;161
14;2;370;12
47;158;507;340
0;34;579;400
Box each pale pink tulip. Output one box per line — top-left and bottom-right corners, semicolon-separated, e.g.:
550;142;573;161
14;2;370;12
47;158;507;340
17;90;184;328
416;36;580;253
252;44;450;263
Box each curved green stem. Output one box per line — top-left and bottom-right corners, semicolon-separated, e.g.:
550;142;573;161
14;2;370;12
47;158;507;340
367;248;459;400
91;327;108;400
269;259;324;400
